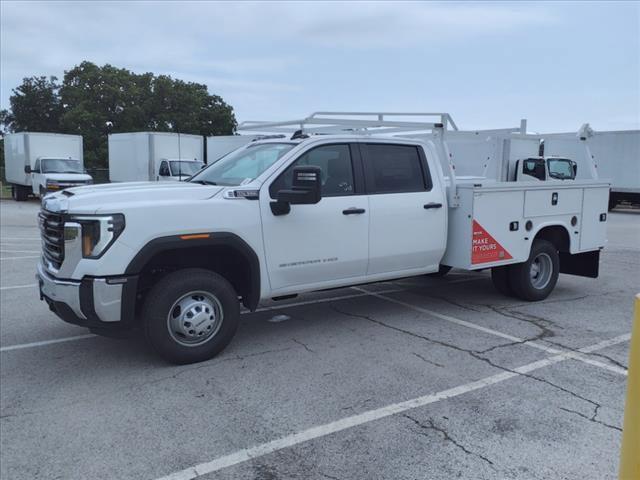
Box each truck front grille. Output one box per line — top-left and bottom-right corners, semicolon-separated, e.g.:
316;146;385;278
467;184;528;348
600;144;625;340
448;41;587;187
38;210;65;269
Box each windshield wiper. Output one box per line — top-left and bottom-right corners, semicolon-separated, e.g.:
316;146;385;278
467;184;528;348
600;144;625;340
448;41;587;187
190;180;218;185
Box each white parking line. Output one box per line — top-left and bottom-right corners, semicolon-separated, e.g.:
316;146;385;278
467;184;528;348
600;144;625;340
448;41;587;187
354;287;628;376
0;283;38;291
0;249;41;254
0;334;96;352
154;333;629;480
0;288;404;353
250;287;404;314
0;255;41;261
0;237;40;241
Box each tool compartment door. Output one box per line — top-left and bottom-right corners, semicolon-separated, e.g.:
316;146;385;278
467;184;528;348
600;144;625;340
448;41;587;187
471;189;526;266
524;188;582;217
580;187;609;251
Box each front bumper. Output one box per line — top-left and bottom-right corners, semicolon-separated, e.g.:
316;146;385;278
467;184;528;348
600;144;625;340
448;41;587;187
37;261;138;333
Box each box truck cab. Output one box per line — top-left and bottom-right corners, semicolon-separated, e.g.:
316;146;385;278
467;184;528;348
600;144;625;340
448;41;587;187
158;158;205;181
4;132;92;201
108;132;204;183
514;157;577;182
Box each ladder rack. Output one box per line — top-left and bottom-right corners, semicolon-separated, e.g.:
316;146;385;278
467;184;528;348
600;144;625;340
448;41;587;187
238;111;459;136
236;112;598;208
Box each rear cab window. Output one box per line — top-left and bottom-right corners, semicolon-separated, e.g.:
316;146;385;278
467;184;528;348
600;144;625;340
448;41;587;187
361;143;432;194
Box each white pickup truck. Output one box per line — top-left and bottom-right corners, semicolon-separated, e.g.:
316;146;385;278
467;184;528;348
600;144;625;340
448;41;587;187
36;113;610;364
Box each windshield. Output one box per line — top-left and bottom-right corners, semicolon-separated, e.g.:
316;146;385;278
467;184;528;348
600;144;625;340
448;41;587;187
170;161;204;177
547;158;575;180
42;158;83;174
189;143;295;186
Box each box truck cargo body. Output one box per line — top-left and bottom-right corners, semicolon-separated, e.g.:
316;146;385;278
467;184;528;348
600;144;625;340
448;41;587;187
206;135;263;164
543;130;639;208
108;132;204;182
4;132;92;201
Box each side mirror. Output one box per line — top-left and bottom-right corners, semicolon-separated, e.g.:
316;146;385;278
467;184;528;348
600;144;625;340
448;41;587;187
159;166;170;177
24;166;32;174
271;166;322;215
534;162;546;181
572;162;578;177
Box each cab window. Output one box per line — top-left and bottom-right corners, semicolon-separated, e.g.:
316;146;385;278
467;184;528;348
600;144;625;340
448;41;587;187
547;158;576;180
362;144;431;194
522;159;546;181
33;159;41;172
270;144;355;198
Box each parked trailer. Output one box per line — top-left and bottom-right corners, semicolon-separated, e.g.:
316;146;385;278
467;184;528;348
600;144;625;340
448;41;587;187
108;132;204;182
4;132;92;201
542;129;639;209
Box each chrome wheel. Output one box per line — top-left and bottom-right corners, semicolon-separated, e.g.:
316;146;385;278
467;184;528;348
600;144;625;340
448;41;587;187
166;291;223;347
530;253;553;290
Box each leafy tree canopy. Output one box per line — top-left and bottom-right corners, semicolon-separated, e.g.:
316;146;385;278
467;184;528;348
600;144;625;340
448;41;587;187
1;61;237;167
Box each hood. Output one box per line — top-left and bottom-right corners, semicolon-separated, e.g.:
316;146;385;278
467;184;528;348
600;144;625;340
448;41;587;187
43;181;223;214
43;173;93;182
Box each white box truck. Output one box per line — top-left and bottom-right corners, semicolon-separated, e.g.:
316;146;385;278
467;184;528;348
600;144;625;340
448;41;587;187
108;132;204;182
542;129;640;209
4;132;92;201
36;112;610;364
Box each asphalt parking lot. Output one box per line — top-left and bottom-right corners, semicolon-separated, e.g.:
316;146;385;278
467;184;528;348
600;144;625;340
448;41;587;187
1;199;638;480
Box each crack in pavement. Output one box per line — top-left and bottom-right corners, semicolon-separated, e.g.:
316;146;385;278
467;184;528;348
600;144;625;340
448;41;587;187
478;305;628;372
413;352;445;368
330;303;613;432
402;413;496;469
291;338;315;354
559;406;622;432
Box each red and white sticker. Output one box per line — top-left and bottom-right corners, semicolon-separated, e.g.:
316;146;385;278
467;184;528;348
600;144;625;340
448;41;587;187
471;220;513;264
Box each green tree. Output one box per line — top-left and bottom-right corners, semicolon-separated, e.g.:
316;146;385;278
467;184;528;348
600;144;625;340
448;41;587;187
2;61;237;168
2;76;63;133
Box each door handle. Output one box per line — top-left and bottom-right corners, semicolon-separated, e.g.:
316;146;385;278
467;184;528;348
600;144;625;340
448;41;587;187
423;203;443;209
342;208;366;215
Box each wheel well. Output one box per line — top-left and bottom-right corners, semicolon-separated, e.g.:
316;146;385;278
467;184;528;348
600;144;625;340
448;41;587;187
136;244;257;314
534;225;570;252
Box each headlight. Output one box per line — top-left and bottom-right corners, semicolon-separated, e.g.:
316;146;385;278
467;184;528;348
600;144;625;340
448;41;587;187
68;214;125;258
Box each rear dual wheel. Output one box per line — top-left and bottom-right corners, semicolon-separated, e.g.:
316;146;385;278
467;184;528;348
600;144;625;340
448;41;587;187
491;239;559;301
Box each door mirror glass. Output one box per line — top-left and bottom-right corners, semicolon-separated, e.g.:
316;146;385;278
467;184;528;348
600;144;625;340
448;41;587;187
24;166;32;174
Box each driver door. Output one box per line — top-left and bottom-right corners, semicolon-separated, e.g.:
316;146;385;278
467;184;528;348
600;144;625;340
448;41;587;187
259;143;369;293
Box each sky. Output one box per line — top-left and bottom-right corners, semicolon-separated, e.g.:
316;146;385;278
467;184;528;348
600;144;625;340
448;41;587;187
1;1;639;133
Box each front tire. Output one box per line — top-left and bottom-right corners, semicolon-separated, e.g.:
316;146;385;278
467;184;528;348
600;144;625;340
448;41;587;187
508;239;559;301
142;268;240;364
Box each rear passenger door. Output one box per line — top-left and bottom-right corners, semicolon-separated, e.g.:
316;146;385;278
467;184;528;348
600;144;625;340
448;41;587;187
361;142;447;275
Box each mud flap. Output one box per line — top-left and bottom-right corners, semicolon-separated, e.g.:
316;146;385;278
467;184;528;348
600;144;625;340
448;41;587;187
559;250;600;278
